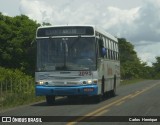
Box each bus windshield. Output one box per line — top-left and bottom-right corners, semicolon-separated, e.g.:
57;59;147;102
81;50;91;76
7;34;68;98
36;37;96;71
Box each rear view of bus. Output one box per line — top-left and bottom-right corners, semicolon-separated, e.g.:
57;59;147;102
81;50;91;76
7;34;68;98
35;25;120;104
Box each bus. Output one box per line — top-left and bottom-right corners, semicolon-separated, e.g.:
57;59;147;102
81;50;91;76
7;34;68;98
35;25;120;104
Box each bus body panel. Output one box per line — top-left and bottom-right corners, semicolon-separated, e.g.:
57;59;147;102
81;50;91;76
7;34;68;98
96;59;120;93
103;60;120;92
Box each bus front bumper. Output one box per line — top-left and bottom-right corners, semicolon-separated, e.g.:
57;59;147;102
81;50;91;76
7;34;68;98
36;85;98;96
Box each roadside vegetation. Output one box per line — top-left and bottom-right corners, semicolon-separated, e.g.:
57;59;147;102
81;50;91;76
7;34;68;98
0;13;160;110
0;67;44;111
120;79;145;86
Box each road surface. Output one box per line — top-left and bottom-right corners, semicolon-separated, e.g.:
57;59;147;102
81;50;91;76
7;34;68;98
0;80;160;125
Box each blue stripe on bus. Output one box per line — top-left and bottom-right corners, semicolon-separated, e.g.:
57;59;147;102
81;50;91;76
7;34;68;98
36;85;98;96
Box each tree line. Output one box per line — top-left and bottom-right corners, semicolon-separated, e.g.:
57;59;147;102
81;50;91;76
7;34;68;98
0;13;39;75
119;38;160;79
0;13;160;79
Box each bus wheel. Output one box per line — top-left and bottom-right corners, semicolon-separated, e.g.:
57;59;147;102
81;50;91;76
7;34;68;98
94;95;102;103
68;96;77;102
111;86;116;97
46;95;55;105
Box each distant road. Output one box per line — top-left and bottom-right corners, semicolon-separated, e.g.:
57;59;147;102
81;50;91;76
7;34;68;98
0;80;160;125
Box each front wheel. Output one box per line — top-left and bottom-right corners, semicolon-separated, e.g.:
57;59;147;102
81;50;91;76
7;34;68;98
46;95;55;105
110;86;116;97
94;95;102;103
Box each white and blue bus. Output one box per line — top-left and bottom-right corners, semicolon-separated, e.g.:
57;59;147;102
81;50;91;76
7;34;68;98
35;25;120;104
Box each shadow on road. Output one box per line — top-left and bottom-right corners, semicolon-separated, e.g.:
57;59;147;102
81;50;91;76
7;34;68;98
32;95;117;107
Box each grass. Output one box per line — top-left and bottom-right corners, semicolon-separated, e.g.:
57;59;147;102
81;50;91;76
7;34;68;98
0;92;44;111
120;78;146;86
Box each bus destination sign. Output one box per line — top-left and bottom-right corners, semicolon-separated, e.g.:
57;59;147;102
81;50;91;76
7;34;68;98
37;26;94;37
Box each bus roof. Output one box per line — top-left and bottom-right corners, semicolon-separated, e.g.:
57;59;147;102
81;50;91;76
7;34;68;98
37;25;118;42
94;26;118;42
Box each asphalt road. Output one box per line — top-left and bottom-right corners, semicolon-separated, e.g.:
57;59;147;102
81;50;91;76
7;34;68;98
0;80;160;125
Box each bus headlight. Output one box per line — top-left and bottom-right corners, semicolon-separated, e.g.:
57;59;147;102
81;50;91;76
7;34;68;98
82;80;92;84
36;81;45;85
93;79;98;84
81;79;97;84
87;80;92;84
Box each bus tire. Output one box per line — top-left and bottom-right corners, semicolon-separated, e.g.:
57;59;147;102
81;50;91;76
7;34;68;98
111;75;116;97
68;96;77;102
46;95;55;105
94;95;102;103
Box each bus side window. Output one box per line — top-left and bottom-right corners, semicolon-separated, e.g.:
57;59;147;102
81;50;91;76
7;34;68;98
113;42;115;60
105;38;109;59
98;38;106;58
108;40;111;59
96;38;100;59
115;43;118;60
102;37;107;59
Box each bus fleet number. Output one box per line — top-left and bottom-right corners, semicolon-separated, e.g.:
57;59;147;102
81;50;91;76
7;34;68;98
79;71;91;76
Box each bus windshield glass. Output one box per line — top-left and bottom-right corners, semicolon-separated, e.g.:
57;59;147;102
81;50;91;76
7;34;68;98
36;37;96;71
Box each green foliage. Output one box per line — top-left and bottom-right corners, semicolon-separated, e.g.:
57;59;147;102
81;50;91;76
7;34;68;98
152;57;160;79
118;38;139;63
0;66;44;110
0;66;33;94
42;22;51;26
119;38;139;79
120;79;145;86
0;14;40;75
118;38;154;79
0;13;47;109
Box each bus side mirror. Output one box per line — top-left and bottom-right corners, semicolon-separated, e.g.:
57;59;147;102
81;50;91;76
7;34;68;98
102;47;107;56
31;39;36;46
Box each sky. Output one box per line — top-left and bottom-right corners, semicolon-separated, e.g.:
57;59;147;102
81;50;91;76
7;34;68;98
0;0;160;66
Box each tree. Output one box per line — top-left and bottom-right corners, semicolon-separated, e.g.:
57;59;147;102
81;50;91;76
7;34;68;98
118;38;149;79
152;57;160;79
0;14;40;75
42;22;51;26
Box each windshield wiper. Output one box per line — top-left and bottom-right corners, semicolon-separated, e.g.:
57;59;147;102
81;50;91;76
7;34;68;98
62;40;68;69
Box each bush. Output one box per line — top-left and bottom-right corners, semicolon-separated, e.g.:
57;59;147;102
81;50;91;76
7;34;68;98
0;67;43;110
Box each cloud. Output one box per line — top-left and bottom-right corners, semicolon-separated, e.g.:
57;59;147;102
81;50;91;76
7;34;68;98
104;7;139;37
2;12;9;16
129;0;160;42
19;0;53;23
19;0;139;27
135;42;160;66
19;0;160;65
104;0;160;43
